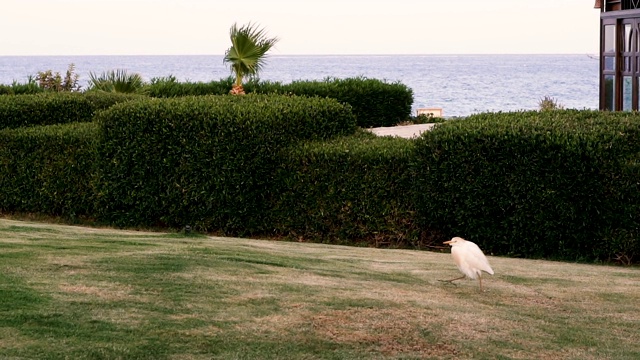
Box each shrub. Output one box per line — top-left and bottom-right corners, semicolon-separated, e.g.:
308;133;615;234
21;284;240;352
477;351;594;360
35;63;81;92
0;93;94;129
413;110;640;263
0;122;99;217
0;77;44;95
94;94;356;234
143;76;233;97
88;69;145;93
144;77;413;128
270;131;420;246
538;95;564;111
0;92;145;130
276;77;414;128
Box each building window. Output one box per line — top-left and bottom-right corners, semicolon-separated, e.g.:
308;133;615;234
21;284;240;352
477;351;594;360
623;0;640;10
604;25;616;52
598;3;640;111
599;16;640;111
605;75;616;111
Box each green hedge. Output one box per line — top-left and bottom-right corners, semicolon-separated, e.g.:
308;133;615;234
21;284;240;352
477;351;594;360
94;95;357;233
0;93;94;129
144;77;413;128
0;82;44;95
270;131;420;246
0;92;142;130
0;122;99;217
143;76;233;98
83;92;147;114
413;110;640;262
277;77;413;128
1;105;639;264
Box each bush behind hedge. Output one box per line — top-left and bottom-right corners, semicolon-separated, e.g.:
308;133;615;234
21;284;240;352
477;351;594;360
143;76;233;98
277;77;413;128
144;77;413;128
413;110;640;262
0;122;99;217
94;94;356;234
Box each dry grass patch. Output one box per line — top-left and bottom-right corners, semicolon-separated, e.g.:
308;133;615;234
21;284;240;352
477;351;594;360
58;282;139;302
310;308;458;357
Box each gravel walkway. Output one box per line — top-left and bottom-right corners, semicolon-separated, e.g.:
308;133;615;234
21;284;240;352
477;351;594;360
367;123;437;139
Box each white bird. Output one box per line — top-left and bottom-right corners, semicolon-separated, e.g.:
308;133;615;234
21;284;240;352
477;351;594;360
441;237;494;291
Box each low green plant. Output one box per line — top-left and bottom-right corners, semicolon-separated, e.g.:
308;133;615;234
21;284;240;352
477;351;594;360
143;76;233;97
88;69;145;93
538;95;564;111
412;113;434;124
401;113;448;125
0;76;44;95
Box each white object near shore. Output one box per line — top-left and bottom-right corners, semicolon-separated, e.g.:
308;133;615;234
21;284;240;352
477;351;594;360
417;107;443;118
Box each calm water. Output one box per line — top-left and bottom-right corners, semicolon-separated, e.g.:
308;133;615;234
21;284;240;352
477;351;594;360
0;54;599;117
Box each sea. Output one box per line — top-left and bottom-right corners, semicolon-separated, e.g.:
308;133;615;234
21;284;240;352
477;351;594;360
0;54;599;117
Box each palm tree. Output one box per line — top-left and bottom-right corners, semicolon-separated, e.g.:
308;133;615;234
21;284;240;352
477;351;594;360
87;69;145;94
223;22;279;95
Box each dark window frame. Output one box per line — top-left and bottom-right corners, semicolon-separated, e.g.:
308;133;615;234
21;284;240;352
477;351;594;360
599;9;640;111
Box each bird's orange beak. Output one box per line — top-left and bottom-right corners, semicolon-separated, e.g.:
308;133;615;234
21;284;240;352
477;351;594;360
443;240;452;245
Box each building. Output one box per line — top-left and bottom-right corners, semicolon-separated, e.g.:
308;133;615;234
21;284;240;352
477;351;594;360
595;0;640;110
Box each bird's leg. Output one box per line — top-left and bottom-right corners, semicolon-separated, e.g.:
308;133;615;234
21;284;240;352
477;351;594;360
478;276;483;292
439;275;466;286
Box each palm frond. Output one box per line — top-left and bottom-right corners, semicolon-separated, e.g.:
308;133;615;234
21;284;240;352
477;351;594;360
88;69;145;93
223;22;279;90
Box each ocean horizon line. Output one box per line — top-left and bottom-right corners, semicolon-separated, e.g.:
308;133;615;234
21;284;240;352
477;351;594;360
0;53;598;58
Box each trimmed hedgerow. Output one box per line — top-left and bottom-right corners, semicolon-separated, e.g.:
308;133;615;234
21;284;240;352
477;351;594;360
277;77;413;128
0;122;99;217
83;92;147;114
0;92;144;130
270;131;420;246
94;94;356;234
0;93;94;129
143;76;233;97
144;77;414;128
413;110;640;263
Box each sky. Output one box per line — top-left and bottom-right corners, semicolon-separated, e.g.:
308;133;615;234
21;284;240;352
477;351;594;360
0;0;600;56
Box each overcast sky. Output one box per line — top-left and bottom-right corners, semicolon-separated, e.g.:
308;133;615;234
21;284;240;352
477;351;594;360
1;0;600;56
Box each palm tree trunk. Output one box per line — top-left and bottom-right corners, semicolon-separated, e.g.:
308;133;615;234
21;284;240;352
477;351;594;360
230;84;245;95
230;71;245;95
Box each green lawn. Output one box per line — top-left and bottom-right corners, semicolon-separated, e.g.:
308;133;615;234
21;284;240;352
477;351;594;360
0;218;639;359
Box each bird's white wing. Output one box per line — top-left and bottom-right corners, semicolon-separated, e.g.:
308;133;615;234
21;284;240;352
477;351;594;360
461;241;494;275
